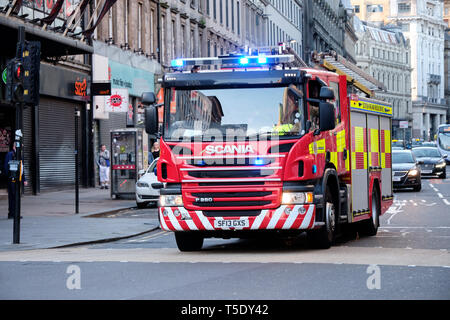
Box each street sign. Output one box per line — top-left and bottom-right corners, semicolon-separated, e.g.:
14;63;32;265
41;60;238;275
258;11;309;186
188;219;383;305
399;121;408;129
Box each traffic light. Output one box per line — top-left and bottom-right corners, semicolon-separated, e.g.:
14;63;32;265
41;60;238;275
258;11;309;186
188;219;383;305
6;57;25;103
21;41;41;106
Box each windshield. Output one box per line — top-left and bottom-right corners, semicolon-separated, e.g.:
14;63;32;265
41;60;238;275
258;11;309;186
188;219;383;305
392;152;415;163
438;133;450;151
412;148;441;158
163;86;305;141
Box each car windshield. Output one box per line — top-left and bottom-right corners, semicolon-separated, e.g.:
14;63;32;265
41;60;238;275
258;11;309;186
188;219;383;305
163;85;305;141
392;152;414;163
438;133;450;151
412;148;441;158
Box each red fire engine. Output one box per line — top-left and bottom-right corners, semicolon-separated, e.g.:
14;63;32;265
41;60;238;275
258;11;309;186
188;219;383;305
143;49;393;251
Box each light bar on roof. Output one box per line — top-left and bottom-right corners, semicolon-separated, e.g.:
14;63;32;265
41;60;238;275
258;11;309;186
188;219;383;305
170;54;295;69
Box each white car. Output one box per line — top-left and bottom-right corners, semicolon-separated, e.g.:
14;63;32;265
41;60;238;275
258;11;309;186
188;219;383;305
135;158;160;208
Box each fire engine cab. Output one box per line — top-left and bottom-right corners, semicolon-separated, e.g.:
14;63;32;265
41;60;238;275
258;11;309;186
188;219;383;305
143;48;393;251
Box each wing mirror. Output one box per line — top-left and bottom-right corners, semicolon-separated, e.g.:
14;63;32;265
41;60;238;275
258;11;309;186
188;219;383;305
319;86;335;100
319;101;336;132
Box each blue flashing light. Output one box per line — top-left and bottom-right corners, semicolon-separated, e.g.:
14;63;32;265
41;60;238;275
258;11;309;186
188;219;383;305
239;57;249;65
254;158;264;166
196;160;206;166
312;165;317;174
258;56;267;64
171;59;184;67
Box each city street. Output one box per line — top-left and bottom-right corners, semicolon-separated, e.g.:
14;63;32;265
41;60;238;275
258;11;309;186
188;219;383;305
0;177;449;300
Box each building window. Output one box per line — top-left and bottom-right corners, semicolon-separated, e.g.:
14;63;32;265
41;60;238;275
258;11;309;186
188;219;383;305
138;3;143;49
226;0;229;27
354;5;360;13
213;0;217;19
398;3;411;13
231;0;234;31
367;4;383;12
220;0;223;24
237;1;240;35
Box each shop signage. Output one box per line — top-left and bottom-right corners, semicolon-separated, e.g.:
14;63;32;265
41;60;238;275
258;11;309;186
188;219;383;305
105;88;128;113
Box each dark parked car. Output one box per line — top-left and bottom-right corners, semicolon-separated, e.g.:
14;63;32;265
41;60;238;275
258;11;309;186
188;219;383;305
392;150;422;191
412;147;447;179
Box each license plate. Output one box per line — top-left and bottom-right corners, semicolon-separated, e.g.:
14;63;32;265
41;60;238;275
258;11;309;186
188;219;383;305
422;170;432;174
214;219;249;229
393;177;401;181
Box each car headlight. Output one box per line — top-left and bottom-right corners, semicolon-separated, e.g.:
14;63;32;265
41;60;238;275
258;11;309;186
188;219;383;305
408;168;419;177
160;194;183;207
136;182;150;188
436;161;446;168
281;192;314;204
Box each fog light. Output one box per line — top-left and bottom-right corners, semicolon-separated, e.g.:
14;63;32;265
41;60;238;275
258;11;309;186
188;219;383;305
162;209;168;217
299;206;306;215
173;209;181;217
284;207;292;215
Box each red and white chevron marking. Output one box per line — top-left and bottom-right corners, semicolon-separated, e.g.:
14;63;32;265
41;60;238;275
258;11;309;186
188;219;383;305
159;205;315;231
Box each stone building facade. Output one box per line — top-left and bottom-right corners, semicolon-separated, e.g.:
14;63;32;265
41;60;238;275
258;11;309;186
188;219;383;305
354;19;413;140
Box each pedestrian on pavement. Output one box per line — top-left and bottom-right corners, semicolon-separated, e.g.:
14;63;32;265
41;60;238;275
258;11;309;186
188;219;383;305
97;144;110;189
4;143;27;219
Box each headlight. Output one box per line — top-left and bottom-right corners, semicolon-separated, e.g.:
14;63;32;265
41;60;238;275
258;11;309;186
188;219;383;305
436;161;446;168
408;169;419;177
160;194;183;207
281;192;314;204
136;182;149;188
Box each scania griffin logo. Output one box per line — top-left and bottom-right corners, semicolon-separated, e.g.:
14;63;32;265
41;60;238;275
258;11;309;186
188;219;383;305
202;145;255;154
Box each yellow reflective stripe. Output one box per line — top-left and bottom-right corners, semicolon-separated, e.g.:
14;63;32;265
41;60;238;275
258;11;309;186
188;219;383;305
330;151;338;168
345;153;350;171
336;130;346;152
364;152;368;169
370;129;379;152
355;127;364;152
309;139;326;155
351;152;356;170
381;153;386;169
385;130;391;153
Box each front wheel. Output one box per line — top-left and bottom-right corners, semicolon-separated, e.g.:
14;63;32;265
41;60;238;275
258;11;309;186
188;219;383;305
175;232;204;251
308;187;336;249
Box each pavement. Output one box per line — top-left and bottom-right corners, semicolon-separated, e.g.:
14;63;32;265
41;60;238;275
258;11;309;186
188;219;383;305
0;187;160;251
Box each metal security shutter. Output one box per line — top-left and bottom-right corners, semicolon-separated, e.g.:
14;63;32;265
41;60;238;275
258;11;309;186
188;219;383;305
38;98;82;191
22;106;33;194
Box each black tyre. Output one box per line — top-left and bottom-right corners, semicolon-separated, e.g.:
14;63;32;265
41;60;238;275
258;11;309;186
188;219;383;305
441;168;446;179
308;187;336;249
413;184;421;192
175;232;204;251
360;187;380;236
136;202;148;209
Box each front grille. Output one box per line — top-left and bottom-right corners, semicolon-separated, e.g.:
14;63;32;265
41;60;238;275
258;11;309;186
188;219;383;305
394;171;407;177
185;188;279;210
203;210;261;217
188;169;275;179
186;158;275;166
192;191;271;198
198;182;265;186
194;200;271;207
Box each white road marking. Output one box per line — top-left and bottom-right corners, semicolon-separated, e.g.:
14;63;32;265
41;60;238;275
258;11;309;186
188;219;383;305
1;247;449;268
443;199;450;206
437;193;444;199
